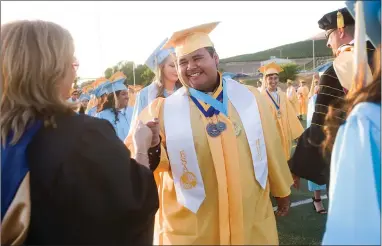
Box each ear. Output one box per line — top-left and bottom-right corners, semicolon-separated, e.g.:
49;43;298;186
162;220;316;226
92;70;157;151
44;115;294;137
338;27;345;39
213;53;219;67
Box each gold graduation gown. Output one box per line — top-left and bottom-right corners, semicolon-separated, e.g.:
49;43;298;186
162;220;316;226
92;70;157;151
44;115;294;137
261;89;304;160
297;85;309;115
125;82;293;245
286;86;299;116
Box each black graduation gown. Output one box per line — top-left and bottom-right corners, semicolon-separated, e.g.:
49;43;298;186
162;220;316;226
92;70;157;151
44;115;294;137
288;41;376;186
25;114;159;245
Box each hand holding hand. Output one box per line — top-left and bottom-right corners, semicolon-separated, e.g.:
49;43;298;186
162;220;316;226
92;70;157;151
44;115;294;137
133;120;153;152
146;118;160;147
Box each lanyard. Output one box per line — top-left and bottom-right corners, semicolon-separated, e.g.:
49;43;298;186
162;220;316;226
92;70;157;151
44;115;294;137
266;89;280;111
189;78;228;117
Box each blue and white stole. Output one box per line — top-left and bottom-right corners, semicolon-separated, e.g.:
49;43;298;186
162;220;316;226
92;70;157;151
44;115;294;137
188;79;228;118
163;77;268;214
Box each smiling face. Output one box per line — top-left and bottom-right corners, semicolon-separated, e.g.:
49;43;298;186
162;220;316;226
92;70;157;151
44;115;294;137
161;56;178;83
178;47;219;91
266;73;279;91
116;89;129;109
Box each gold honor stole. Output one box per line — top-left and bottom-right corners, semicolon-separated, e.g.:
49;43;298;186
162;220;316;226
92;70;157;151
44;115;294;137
164;78;268;213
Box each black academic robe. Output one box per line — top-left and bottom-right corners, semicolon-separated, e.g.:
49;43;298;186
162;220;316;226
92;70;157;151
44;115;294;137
288;41;375;186
25;114;159;245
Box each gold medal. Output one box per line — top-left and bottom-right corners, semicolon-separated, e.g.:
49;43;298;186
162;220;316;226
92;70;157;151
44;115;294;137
277;110;282;119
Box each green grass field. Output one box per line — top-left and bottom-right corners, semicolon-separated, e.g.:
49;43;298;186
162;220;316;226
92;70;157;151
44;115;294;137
276;118;328;245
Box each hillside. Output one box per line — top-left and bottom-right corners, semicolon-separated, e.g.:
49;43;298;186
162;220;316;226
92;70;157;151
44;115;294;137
221;39;331;63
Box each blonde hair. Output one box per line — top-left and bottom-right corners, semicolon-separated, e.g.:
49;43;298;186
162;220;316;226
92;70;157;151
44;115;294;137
1;20;76;145
153;56;181;98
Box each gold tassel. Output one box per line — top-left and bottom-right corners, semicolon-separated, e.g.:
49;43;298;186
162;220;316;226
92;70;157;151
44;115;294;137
337;10;345;28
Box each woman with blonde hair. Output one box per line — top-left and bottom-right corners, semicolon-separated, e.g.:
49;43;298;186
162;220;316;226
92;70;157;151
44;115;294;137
1;20;159;245
131;38;181;123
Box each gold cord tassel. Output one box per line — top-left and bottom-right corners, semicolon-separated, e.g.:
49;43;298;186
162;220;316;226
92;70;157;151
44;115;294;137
337;10;345;28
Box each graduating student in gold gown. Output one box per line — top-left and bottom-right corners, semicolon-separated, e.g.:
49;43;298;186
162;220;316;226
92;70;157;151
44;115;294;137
297;80;310;118
125;22;293;245
259;63;304;160
286;79;299;116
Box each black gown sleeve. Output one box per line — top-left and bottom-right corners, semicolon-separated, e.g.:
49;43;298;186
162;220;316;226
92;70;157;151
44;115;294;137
289;65;343;186
148;136;162;171
42;119;158;245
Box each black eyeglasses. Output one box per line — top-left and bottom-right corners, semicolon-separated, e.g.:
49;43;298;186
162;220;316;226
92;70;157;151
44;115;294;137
325;29;336;39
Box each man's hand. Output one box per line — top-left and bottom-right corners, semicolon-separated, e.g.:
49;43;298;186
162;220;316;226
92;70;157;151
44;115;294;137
292;173;300;190
275;196;290;217
146;118;160;147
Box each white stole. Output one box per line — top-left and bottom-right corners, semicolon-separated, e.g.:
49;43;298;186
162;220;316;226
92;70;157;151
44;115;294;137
164;79;268;213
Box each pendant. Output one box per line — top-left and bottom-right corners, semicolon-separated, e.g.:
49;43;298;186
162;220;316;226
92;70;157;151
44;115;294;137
206;123;221;137
277;110;282;119
216;121;227;132
233;122;242;136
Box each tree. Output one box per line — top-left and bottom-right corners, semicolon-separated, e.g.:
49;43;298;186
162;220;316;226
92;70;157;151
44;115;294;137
81;80;95;88
104;61;155;86
279;63;300;83
104;68;113;79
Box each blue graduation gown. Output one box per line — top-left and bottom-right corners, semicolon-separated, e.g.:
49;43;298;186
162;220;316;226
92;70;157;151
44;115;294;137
323;102;381;245
131;83;177;126
96;107;133;141
86;107;97;117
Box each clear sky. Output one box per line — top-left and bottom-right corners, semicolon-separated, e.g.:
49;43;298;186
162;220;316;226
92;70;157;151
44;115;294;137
1;1;345;79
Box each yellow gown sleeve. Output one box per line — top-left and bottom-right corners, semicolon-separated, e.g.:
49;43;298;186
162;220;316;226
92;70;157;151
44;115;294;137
124;97;170;173
247;86;293;198
285;94;304;140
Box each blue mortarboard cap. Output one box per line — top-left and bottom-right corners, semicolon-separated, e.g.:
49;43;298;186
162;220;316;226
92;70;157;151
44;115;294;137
79;93;91;102
345;1;381;48
104;78;128;94
91;80;109;98
145;38;175;72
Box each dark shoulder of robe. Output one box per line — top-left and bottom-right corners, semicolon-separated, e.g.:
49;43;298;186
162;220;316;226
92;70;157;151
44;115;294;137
288;41;376;186
25;114;159;245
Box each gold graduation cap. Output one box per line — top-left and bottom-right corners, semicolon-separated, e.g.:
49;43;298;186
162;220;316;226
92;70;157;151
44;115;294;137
92;77;108;88
258;62;283;76
162;21;220;57
109;71;126;82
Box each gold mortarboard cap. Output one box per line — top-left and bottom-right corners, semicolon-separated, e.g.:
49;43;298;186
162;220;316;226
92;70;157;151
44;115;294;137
258;62;283;75
162;21;220;57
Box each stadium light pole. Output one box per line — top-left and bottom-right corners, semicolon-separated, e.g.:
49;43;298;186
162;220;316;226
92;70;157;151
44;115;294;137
313;39;315;70
133;62;136;87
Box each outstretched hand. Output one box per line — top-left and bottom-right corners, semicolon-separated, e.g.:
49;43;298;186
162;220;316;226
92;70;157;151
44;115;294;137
146;118;160;147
